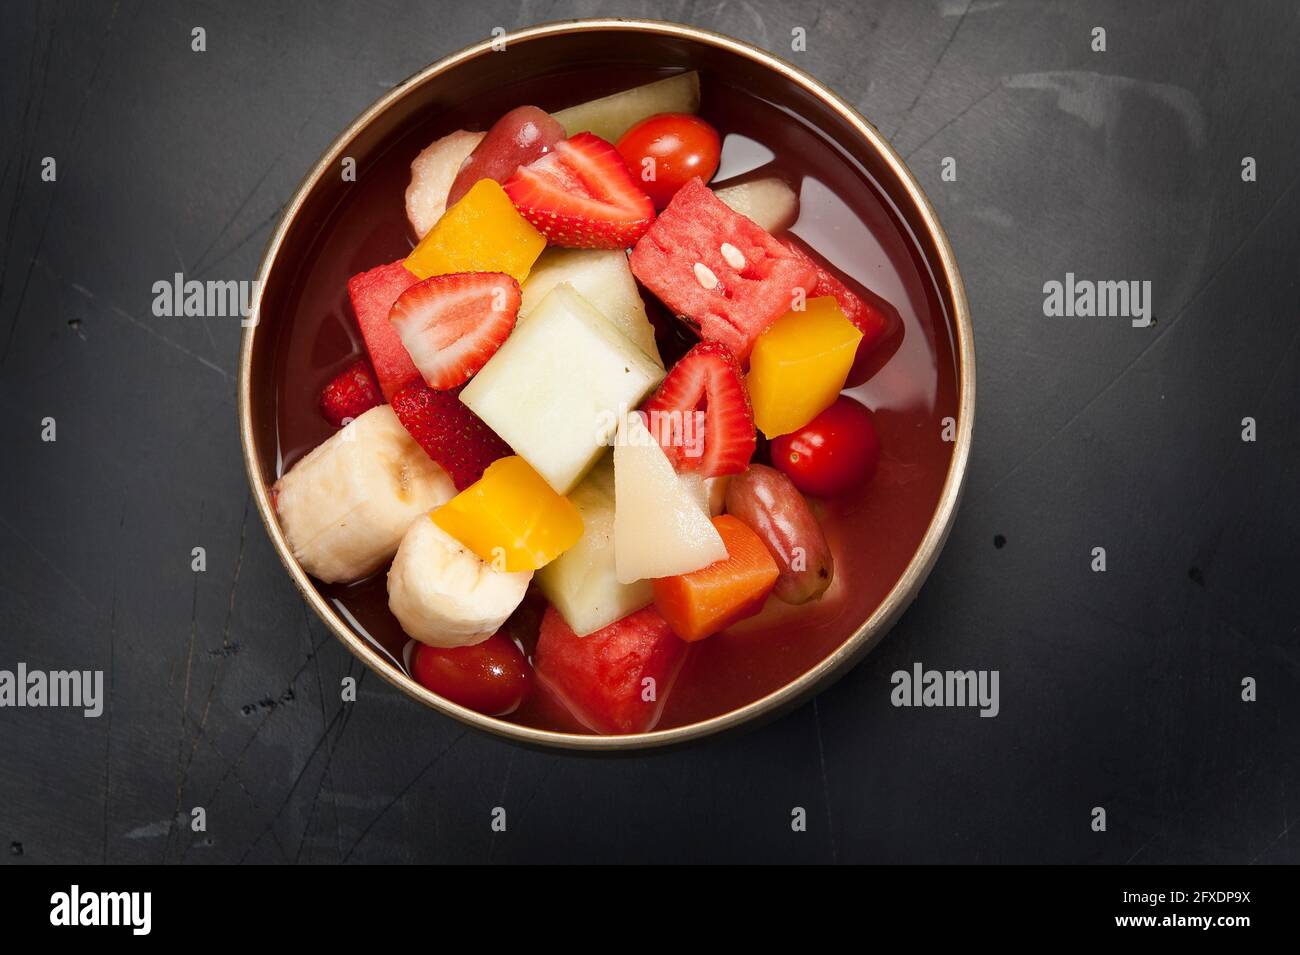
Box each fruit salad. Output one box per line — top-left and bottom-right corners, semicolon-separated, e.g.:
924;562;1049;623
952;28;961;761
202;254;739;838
272;69;958;735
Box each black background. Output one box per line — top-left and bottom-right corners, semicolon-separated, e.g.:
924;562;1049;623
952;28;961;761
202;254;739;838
1;0;1296;864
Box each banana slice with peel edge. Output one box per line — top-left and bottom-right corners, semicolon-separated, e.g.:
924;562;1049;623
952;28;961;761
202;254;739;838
388;514;533;648
273;405;456;584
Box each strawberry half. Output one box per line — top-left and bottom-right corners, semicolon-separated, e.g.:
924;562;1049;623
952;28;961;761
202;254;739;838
641;340;756;477
391;382;512;489
503;132;655;249
389;272;521;390
319;360;381;428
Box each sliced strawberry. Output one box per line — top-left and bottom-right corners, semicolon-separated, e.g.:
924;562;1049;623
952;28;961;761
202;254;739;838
784;237;893;386
503;132;655;249
641;340;756;477
318;360;381;427
388;272;520;390
390;382;512;489
346;260;421;402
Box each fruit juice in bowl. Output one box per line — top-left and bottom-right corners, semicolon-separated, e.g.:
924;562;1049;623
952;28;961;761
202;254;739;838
246;21;972;748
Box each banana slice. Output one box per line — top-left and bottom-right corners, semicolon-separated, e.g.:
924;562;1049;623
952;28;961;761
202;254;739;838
405;129;485;239
387;515;532;648
273;405;456;583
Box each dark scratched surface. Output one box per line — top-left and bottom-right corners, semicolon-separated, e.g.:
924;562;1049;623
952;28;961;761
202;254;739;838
0;0;1297;864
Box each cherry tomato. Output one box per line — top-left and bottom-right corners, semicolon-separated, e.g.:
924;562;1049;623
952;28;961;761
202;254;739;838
616;113;721;209
770;396;880;498
411;633;533;716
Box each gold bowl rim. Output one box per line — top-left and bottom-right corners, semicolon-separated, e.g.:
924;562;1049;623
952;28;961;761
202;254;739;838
237;17;976;751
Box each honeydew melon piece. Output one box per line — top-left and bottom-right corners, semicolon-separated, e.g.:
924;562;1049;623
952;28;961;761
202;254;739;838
521;249;663;366
537;456;653;636
714;177;800;234
460;284;664;495
614;413;726;584
553;72;701;143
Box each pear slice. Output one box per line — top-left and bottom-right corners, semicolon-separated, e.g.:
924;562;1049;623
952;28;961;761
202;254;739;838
614;413;726;584
713;177;799;234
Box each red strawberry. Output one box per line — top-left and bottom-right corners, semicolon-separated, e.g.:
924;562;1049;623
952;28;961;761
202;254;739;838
388;272;520;390
503;132;655;249
319;360;381;428
390;382;512;489
641;340;756;477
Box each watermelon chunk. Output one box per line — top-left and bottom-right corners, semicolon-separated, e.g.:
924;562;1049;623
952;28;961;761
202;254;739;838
629;178;818;361
785;237;894;386
345;260;421;402
534;605;686;735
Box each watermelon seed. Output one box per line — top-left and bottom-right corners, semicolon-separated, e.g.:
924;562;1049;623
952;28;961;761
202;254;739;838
720;243;746;270
693;262;719;290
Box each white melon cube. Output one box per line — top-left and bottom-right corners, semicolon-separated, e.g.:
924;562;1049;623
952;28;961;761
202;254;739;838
537;457;653;636
521;249;662;366
460;284;664;495
553;72;701;143
614;413;726;583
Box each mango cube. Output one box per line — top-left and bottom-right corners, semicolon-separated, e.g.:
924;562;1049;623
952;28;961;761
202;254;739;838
404;179;545;284
431;456;583;572
460;284;664;494
747;296;864;438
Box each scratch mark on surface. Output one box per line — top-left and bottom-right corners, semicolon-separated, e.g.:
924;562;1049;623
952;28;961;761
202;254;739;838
487;747;517;864
168;494;250;858
1249;814;1292;864
174;715;292;861
1;1;120;370
296;604;351;862
0;24;55;370
237;706;347;864
101;498;125;863
812;698;837;863
889;0;972;142
341;730;468;864
165;569;200;862
193;202;285;280
184;622;336;850
170;231;218;357
190;109;317;276
902;82;1002;161
32;259;230;379
0;514;102;614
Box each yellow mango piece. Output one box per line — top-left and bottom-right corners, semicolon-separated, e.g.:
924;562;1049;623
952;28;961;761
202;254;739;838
431;456;583;572
747;296;864;438
404;179;545;284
